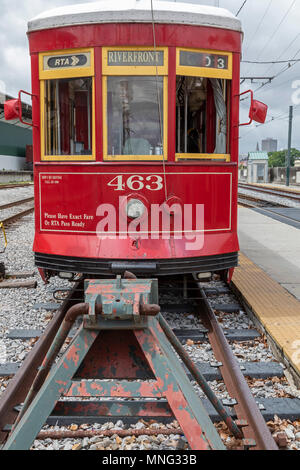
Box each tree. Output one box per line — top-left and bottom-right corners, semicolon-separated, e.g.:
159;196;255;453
268;148;300;168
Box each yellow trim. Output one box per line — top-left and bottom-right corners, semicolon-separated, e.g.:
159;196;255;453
0;222;8;253
39;48;94;80
103;76;168;162
103;155;167;161
176;154;231;162
40;77;96;162
176;48;232;80
102;47;168;76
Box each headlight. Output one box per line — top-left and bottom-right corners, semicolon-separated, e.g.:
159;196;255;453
126;199;146;219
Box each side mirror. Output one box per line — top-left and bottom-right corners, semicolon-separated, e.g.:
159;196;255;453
4;99;21;121
249;99;268;124
4;90;35;127
239;90;268;126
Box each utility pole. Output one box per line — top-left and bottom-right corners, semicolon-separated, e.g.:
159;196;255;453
286;106;293;187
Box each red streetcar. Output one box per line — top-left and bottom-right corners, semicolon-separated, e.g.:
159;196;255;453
5;0;267;282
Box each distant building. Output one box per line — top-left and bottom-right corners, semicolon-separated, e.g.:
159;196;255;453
0;92;32;170
247;152;269;183
239;153;248;163
261;138;277;153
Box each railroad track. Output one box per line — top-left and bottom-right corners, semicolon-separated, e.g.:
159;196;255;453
0;183;33;191
238;194;300;228
238;193;285;209
239;183;300;203
0;197;34;212
0;198;34;227
1;276;299;450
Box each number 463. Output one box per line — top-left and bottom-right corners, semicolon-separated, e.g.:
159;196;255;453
107;175;163;191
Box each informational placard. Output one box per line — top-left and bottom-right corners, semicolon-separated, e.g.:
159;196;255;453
39;172;232;235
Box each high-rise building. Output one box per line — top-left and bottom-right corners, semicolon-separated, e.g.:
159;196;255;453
261;138;277;153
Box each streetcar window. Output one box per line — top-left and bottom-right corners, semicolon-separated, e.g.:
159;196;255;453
106;76;164;157
44;77;93;156
176;76;229;155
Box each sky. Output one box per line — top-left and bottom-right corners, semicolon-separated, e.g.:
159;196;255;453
1;0;300;153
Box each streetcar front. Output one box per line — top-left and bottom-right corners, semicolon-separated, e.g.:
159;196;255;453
4;1;267;282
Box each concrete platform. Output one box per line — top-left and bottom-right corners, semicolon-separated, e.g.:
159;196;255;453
233;253;300;382
251;207;300;230
238;207;300;300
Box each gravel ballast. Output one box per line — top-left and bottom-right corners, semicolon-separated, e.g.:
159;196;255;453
0;200;299;450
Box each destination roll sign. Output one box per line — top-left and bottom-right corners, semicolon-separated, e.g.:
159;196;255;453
108;50;164;67
180;50;229;70
43;52;91;71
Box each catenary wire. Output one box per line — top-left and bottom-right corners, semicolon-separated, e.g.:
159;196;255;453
236;0;247;17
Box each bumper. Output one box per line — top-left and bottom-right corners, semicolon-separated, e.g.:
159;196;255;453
35;252;239;276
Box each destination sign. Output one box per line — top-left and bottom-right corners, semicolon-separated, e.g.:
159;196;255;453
180;51;229;71
43;53;91;71
107;50;164;67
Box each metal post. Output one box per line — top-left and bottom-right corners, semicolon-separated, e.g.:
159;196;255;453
286;105;293;187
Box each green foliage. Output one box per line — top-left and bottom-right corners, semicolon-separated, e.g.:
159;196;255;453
268;148;300;168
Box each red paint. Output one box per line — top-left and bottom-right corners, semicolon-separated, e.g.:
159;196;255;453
28;19;241;276
135;329;211;450
29;24;241;55
66;343;81;367
168;47;176;162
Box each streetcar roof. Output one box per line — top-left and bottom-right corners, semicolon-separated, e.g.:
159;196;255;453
28;0;242;33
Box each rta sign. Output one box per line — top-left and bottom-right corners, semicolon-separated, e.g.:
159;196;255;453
47;54;88;69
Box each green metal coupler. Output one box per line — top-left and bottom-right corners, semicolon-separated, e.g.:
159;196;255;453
84;276;160;324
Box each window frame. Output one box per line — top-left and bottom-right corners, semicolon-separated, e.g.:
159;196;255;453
102;47;168;162
39;48;96;162
175;47;232;163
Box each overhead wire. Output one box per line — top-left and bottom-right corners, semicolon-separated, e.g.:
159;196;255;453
242;0;273;68
236;0;247;17
242;0;296;79
239;0;300;146
249;44;300;95
239;105;300;139
263;30;300;75
254;0;297;62
242;58;300;65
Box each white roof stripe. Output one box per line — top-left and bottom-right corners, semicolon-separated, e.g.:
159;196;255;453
28;0;242;33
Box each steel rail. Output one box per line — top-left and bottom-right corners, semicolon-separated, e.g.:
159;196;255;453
13;303;90;428
158;313;243;439
0;183;33;191
1;207;35;226
0;281;84;445
238;193;285;208
0;197;34;211
239;183;300;201
238;197;300;225
196;285;278;450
